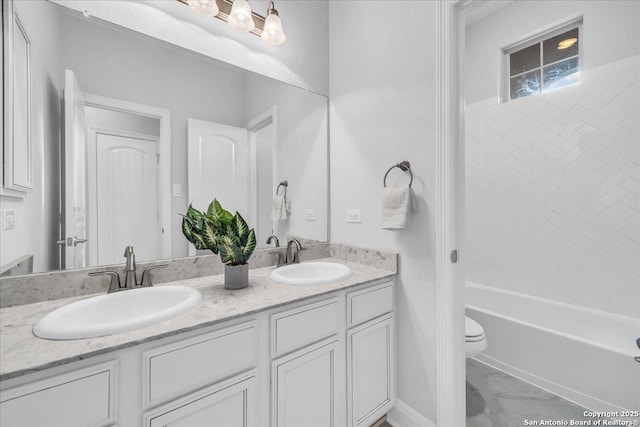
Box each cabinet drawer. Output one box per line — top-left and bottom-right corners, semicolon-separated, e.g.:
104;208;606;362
143;322;256;407
271;298;339;357
143;371;257;427
0;361;117;427
347;282;393;328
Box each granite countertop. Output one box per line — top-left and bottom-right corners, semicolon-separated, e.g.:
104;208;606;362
0;258;395;381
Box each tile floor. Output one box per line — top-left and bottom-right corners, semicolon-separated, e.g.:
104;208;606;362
466;359;595;426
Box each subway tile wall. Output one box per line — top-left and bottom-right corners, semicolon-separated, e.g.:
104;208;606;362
465;55;639;318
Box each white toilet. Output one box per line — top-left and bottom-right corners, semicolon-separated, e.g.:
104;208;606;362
465;316;487;358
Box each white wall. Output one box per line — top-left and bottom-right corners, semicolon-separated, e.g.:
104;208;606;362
0;0;63;272
244;73;328;246
53;0;330;96
330;1;438;422
465;1;640;318
465;0;640;104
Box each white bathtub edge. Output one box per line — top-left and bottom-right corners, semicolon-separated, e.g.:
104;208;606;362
472;354;632;415
466;281;640;325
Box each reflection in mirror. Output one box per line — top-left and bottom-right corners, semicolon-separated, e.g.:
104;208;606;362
0;0;328;276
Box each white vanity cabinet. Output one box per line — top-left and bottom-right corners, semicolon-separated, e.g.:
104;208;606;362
346;282;395;427
0;279;395;427
269;297;345;426
0;361;117;427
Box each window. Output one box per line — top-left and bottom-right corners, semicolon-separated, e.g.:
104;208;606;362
505;23;581;101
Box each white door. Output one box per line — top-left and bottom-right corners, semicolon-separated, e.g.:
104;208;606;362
187;119;249;255
272;339;340;427
63;69;88;269
95;131;159;265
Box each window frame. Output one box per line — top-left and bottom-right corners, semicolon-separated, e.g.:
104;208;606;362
502;17;583;102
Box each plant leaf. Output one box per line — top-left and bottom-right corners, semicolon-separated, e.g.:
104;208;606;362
186;203;203;222
209;199;233;226
202;219;219;254
181;216;198;244
193;234;207;251
234;212;250;246
218;235;242;265
242;228;256;261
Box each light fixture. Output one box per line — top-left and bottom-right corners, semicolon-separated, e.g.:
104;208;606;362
187;0;219;16
558;37;578;50
228;0;255;32
261;2;286;45
177;0;286;45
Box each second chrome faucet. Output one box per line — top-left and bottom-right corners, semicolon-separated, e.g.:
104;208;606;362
266;235;305;267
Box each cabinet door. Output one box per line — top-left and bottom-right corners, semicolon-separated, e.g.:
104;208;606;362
272;338;340;427
144;373;256;427
347;314;394;427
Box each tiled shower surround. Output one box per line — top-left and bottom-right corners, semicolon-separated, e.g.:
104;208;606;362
465;55;639;318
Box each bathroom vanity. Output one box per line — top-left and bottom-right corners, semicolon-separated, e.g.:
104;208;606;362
0;259;395;427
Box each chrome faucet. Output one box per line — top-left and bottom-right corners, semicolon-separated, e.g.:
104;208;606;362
266;235;280;247
123;246;137;289
285;238;305;264
88;246;167;293
267;235;285;267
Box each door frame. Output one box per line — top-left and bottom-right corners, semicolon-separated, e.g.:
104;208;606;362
83;93;172;261
246;106;278;243
87;127;160;266
435;0;467;425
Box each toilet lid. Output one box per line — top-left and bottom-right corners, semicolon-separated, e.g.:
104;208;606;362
465;316;484;338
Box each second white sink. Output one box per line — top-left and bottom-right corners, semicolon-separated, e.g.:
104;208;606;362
33;285;202;340
270;262;353;285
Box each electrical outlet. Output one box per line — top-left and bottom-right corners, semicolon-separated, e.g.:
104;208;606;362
2;210;15;230
346;209;362;223
305;209;316;221
172;184;183;197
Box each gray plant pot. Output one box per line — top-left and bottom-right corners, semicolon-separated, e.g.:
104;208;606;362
224;264;249;290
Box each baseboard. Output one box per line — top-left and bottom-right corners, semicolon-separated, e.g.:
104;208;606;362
387;399;436;427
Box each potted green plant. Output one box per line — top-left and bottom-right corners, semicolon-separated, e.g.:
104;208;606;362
181;199;256;290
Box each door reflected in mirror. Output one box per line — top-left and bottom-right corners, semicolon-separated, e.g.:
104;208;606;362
0;0;328;276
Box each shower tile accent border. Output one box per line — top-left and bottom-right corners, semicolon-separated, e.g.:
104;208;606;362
0;243;397;308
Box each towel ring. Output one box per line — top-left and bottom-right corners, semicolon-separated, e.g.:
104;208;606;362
276;181;288;196
383;161;413;187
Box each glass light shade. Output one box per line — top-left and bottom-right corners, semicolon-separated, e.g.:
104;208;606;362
187;0;219;16
228;0;255;32
558;38;578;50
261;12;286;45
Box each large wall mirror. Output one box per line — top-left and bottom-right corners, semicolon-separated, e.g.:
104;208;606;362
0;0;328;276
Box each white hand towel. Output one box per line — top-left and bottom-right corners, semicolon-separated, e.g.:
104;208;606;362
382;186;418;230
271;195;291;221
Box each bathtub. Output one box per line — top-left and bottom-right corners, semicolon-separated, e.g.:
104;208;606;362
466;282;640;413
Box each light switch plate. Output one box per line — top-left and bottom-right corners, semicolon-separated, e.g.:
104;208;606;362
2;210;15;230
305;209;316;221
346;209;362;223
172;184;183;197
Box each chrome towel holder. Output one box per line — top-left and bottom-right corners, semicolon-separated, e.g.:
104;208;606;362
383;161;413;187
276;180;288;196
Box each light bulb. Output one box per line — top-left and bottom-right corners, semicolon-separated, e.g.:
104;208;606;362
228;0;255;32
261;3;286;45
187;0;219;16
557;38;578;50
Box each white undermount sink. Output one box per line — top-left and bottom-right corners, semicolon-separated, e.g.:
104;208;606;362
270;262;353;285
33;285;202;340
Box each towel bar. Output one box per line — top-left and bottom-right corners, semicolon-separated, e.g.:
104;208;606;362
383;161;413;187
276;181;288;196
